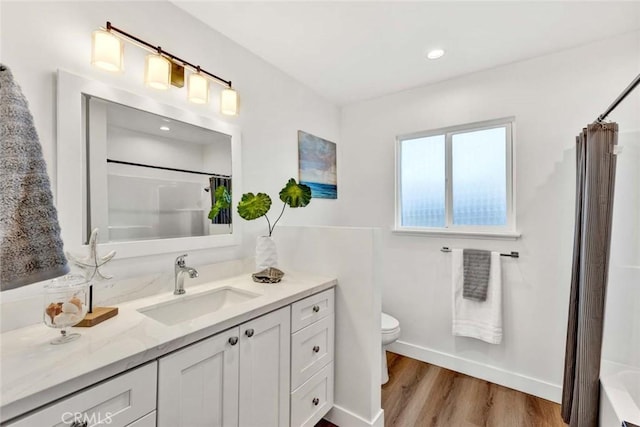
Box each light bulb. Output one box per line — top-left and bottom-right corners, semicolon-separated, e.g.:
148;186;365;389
220;88;238;116
144;54;171;90
91;30;123;72
188;72;209;104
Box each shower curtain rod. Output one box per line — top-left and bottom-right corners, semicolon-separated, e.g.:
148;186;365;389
596;73;640;123
106;158;230;178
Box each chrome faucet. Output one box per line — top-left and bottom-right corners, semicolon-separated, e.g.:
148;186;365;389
174;254;198;295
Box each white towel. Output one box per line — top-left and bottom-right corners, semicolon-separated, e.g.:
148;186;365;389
452;249;502;344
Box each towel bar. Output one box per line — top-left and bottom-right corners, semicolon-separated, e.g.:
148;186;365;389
441;247;519;258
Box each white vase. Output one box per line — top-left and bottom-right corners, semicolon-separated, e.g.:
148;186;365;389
255;236;278;270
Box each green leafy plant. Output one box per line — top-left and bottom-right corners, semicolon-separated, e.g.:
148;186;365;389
237;178;312;236
207;185;232;221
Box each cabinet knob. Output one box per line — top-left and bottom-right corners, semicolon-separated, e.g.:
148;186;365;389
228;336;238;345
71;422;88;427
245;328;255;338
313;345;320;353
312;305;320;313
312;397;320;406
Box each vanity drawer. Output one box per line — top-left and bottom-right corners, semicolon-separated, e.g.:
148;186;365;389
6;362;157;427
291;288;334;333
291;362;334;427
291;316;334;390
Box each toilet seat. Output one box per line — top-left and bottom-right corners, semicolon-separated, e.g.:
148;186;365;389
381;312;400;333
381;312;401;345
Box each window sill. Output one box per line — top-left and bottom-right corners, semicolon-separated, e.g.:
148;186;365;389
392;228;521;240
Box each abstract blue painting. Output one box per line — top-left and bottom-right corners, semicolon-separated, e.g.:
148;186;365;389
298;130;337;199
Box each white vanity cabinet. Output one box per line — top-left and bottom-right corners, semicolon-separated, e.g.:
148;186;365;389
1;284;336;427
5;362;157;427
290;288;335;427
157;306;291;427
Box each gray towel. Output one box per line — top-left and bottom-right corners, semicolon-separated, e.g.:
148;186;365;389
463;249;491;302
0;64;69;290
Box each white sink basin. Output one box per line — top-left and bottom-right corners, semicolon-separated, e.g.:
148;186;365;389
138;286;261;326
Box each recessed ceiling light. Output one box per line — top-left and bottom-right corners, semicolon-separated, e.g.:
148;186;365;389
426;49;445;60
160;126;170;131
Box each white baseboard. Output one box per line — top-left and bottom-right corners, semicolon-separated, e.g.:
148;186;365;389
325;405;384;427
388;340;562;403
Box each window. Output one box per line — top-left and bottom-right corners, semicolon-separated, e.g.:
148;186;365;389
395;118;516;236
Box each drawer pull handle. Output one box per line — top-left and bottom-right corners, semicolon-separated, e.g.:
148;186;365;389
312;397;320;406
228;336;239;345
313;345;320;353
312;305;320;313
71;422;88;427
245;329;255;338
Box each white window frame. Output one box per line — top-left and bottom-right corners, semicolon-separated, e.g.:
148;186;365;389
394;117;519;240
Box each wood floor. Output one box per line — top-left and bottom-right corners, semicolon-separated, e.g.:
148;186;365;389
382;353;567;427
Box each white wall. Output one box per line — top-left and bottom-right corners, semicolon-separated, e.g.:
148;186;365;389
338;31;640;401
275;226;383;427
0;1;340;294
602;126;640;369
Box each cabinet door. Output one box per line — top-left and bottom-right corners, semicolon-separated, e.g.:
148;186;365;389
158;327;240;427
239;307;291;427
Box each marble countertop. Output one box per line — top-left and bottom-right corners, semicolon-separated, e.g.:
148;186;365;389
0;271;336;423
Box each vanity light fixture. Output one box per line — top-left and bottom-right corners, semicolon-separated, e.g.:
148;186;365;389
220;87;238;116
145;50;172;90
160;126;170;131
188;68;209;104
91;29;123;72
91;21;239;115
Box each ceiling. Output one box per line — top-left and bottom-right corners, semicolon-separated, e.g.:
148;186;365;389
174;1;640;105
102;98;230;145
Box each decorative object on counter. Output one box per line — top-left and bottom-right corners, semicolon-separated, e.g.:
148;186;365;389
252;267;285;284
65;228;118;327
232;178;312;271
0;64;69;291
91;21;239;115
255;236;278;272
43;274;89;344
66;228;116;281
298;130;338;199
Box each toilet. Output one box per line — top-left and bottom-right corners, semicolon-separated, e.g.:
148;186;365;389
381;312;401;384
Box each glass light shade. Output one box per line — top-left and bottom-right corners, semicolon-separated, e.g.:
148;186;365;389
188;73;209;104
220;88;238;115
91;30;123;72
145;54;171;90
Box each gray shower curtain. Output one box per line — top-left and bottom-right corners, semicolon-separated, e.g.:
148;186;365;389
561;122;618;427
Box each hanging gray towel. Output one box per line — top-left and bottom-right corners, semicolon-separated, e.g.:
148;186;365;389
0;64;69;290
463;249;491;301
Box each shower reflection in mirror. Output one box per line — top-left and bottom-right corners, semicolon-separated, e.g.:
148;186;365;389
84;95;233;244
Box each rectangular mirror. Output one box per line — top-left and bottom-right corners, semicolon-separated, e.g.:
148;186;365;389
85;96;232;243
57;70;242;259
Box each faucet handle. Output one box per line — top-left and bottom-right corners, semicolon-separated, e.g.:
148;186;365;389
176;254;188;266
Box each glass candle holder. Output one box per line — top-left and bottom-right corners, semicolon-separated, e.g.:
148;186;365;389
43;275;89;344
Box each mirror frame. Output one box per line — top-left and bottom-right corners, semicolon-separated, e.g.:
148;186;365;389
56;70;242;259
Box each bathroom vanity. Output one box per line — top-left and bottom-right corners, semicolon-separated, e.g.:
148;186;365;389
0;272;336;427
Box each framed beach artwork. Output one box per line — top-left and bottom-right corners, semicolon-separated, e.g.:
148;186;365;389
298;130;337;199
